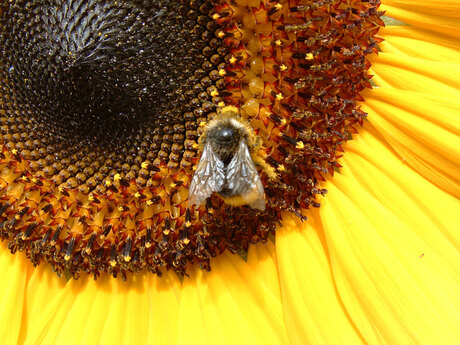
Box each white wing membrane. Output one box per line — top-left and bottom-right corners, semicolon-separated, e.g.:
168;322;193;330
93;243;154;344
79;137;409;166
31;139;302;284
189;140;265;210
188;142;225;207
226;140;265;210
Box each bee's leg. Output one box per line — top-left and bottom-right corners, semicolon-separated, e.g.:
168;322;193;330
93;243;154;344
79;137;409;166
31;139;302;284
250;137;278;181
252;136;262;150
252;154;278;181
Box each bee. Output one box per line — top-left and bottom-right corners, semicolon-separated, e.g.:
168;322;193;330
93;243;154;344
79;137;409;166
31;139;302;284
189;106;275;211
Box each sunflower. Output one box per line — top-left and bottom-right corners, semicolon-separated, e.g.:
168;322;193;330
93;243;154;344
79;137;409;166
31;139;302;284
0;0;459;344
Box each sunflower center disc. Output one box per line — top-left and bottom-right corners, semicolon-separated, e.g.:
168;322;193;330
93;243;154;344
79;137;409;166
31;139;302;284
1;0;211;142
0;0;383;280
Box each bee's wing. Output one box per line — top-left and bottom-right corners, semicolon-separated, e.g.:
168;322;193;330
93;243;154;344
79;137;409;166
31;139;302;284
226;140;265;211
188;142;225;207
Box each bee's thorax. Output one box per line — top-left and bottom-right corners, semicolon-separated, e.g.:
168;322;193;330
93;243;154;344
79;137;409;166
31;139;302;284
206;124;243;164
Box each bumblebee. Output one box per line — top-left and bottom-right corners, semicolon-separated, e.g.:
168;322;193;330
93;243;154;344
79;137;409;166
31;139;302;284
189;106;275;211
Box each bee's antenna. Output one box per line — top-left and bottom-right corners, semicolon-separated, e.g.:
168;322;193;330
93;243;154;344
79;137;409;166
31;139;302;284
202;101;219;108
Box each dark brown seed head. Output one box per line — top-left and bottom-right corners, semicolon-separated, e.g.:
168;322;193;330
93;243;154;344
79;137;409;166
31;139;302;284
0;0;383;279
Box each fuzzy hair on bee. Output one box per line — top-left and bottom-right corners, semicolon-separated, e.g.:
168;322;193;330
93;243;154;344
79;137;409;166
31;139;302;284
189;106;276;211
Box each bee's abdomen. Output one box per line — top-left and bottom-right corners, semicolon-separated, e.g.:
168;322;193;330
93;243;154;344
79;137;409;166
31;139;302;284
218;187;235;198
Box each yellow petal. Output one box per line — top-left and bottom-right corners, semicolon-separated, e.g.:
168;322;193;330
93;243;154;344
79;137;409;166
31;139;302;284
383;0;460;18
371;53;460;98
0;243;30;345
320;127;460;344
382;1;460;38
22;271;182;345
277;116;460;344
364;88;460;197
178;248;290;345
22;277;77;345
346;124;460;249
379;26;460;62
276;213;366;344
17;242;289;345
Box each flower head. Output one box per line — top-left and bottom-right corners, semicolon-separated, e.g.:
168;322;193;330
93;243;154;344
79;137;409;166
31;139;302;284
0;0;459;344
0;0;383;278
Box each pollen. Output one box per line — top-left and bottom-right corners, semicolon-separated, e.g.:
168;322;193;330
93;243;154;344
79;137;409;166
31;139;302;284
0;0;383;279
